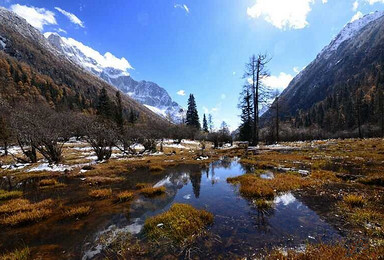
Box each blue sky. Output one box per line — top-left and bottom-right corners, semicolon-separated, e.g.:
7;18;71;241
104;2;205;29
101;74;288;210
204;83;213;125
1;0;384;130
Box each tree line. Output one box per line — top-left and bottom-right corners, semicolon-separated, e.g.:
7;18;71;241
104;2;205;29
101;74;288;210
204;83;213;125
0;89;233;164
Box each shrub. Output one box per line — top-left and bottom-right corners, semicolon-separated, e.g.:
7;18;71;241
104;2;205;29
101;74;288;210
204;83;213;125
144;203;214;245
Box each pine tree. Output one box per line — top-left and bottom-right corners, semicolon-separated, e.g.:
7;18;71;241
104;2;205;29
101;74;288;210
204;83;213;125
239;85;253;142
186;94;200;129
202;114;208;132
97;87;113;118
115;91;124;128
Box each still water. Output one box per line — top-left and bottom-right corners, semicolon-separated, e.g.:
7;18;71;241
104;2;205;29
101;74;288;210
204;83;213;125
82;158;341;259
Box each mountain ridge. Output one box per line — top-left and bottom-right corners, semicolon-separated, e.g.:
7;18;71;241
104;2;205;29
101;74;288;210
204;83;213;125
44;32;185;122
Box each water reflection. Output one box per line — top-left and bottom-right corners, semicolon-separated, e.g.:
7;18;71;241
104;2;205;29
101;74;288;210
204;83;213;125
81;158;340;259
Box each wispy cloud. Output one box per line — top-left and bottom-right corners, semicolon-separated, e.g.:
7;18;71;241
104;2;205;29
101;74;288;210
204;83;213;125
177;90;186;96
10;4;56;31
247;0;315;30
174;4;189;14
55;7;84;28
366;0;384;4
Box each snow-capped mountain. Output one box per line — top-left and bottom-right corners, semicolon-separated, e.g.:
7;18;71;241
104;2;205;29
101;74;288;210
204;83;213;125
263;10;384;121
44;32;185;122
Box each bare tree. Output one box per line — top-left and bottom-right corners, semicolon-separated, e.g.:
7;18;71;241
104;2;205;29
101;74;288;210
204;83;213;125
84;118;116;161
243;54;271;145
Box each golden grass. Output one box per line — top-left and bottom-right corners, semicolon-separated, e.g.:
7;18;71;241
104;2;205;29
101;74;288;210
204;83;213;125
343;194;366;208
266;243;384;260
310;170;339;182
86;176;124;185
0;246;31;260
0;199;54;226
116;191;134;202
227;174;313;199
89;188;112;199
0;190;23;200
38;178;66;189
0;199;54;214
139;186;166;197
144;203;214;245
64;206;91;218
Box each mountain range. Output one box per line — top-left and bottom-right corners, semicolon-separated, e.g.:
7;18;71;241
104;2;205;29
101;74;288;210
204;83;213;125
0;7;167;126
44;32;185;123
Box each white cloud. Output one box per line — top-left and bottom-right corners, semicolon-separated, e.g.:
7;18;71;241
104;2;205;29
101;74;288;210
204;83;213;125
322;0;328;3
366;0;384;4
351;11;363;22
202;106;209;114
221;94;226;100
56;28;67;34
55;7;84;28
263;72;293;92
293;67;301;73
60;36;133;71
353;0;359;11
177;90;186;96
174;4;190;14
232;71;236;75
10;4;56;31
247;0;315;30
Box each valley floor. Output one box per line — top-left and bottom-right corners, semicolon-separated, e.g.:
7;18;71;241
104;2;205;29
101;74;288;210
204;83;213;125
0;138;383;259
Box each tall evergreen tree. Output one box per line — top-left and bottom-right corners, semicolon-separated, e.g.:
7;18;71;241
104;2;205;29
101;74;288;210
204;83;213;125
186;94;200;129
97;87;113;118
202;114;208;132
115;91;124;128
239;84;253;142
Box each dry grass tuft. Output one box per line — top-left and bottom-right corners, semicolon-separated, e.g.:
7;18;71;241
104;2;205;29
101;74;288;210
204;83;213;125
139;186;166;197
0;246;31;260
64;206;91;218
144;203;214;245
135;183;150;190
149;165;165;172
38;178;66;189
311;170;339;182
343;194;366;208
87;176;124;185
89;188;112;199
0;199;54;226
0;190;23;200
227;174;313;199
116;191;134;202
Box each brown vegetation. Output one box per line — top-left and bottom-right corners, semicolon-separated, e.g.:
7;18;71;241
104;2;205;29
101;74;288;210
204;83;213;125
144;203;214;245
89;189;112;199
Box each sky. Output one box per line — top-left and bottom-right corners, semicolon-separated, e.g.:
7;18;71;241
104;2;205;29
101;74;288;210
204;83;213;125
1;0;384;130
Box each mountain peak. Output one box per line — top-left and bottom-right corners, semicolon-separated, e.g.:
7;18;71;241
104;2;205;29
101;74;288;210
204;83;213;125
319;10;384;59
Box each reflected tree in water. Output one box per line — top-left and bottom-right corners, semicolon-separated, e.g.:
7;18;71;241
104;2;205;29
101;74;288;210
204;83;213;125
190;171;202;198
